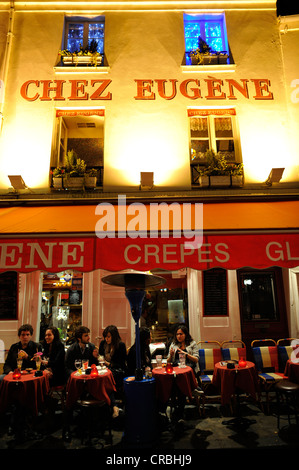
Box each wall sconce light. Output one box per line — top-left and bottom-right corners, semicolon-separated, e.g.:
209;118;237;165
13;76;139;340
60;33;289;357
140;172;154;190
8;175;32;193
265;168;285;186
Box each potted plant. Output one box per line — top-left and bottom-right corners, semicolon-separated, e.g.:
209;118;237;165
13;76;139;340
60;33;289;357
64;150;86;190
189;36;228;65
230;162;244;187
59;39;103;67
51;167;65;189
84;168;98;189
197;149;231;187
197;167;209;187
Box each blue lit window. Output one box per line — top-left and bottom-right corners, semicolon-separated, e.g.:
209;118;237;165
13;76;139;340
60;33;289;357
65;18;104;54
184;13;229;64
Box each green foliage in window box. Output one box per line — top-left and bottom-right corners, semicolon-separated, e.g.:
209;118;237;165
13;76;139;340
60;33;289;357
197;150;243;176
59;40;103;66
189;36;228;65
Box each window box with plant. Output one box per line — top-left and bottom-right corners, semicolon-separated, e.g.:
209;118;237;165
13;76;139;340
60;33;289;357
51;167;65;189
59;39;103;67
189;37;228;66
197;150;243;188
84;168;98;189
64;150;86;190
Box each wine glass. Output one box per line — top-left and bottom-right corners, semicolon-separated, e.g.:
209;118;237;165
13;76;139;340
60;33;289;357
75;359;82;373
17;358;23;371
98;355;105;369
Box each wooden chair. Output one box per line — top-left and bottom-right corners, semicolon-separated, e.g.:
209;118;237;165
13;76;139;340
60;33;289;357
251;339;284;413
277;338;298;372
221;340;247;362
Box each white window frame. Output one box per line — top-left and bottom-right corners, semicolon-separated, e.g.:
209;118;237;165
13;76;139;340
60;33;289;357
189;109;242;164
63;17;105;54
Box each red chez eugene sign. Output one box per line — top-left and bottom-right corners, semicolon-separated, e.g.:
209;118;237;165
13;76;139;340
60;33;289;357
20;78;274;101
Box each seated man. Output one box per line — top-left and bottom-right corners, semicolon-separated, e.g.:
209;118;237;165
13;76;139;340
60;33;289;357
65;325;98;379
0;324;42;442
2;323;42;376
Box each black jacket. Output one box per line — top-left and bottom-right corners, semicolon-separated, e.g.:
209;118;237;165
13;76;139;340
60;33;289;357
40;339;66;386
4;340;42;374
65;341;98;378
98;340;127;372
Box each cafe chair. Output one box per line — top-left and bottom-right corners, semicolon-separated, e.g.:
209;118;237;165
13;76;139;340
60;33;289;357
251;339;285;413
221;340;247;362
77;396;113;446
197;341;222;415
275;380;299;429
277;338;298;372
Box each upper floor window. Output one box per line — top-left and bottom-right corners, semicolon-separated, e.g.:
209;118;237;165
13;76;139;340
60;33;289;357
184;13;229;65
51;109;104;187
189;109;239;164
64;18;104;54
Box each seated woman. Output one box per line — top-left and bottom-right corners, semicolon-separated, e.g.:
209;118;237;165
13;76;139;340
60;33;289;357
167;324;199;423
98;325;127;417
167;324;199;373
38;326;66;386
127;327;152;377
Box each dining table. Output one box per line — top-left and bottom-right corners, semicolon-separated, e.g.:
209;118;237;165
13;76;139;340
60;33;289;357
212;361;260;406
65;368;117;409
0;370;50;416
152;365;198;404
284;359;299;384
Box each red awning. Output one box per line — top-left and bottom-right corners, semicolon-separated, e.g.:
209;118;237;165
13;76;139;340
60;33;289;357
0;201;298;272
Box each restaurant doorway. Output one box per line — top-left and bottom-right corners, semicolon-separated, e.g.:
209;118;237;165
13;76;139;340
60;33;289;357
142;270;188;347
237;267;289;356
39;270;83;345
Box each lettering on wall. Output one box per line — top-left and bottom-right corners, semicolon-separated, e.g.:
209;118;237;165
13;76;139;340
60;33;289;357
20;78;274;101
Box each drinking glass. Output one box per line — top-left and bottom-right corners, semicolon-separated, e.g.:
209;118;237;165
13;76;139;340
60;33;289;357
98;355;105;369
179;353;186;368
36;357;41;371
17;358;23;371
156;355;162;368
75;359;82;373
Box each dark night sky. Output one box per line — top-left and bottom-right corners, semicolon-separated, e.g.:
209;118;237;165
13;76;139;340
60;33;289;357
276;0;299;16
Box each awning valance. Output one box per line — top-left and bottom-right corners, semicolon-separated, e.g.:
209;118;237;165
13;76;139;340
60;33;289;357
0;200;298;272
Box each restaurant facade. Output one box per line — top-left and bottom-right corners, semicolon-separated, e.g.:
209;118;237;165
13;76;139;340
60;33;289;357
0;0;298;355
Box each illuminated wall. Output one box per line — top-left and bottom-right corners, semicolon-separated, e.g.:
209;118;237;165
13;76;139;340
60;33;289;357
0;1;298;191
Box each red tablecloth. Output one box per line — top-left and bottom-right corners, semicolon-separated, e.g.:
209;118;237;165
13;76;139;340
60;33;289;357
284;360;299;384
212;361;260;405
0;371;50;416
152;366;198;403
65;369;116;409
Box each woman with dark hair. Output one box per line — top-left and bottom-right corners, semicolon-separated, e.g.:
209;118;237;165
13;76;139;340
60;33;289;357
166;324;199;425
98;325;127;416
127;327;152;376
167;324;199;374
39;326;66;386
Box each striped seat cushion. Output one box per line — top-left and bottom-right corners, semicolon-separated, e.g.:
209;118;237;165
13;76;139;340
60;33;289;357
258;372;284;382
198;348;222;373
221;347;246;362
277;345;295;368
252;346;279;372
199;374;213;384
